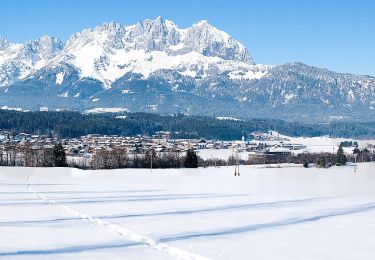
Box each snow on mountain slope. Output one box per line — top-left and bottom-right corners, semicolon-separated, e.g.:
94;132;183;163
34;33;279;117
49;17;259;88
0;35;63;86
1;18;375;121
252;62;375;109
0;36;10;51
0;17;261;88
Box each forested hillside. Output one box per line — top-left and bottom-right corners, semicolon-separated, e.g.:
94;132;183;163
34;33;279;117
0;110;374;139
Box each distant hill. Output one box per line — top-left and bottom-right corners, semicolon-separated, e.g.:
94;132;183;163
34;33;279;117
1;110;375;139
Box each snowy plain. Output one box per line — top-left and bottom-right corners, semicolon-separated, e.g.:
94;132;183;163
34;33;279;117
197;137;375;161
1;164;375;259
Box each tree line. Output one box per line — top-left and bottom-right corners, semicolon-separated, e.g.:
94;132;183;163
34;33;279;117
2;141;373;170
0;142;67;167
1;110;375;140
90;148;199;169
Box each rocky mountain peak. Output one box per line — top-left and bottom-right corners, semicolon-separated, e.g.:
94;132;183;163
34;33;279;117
184;20;253;64
26;35;63;59
0;36;10;51
1;18;256;88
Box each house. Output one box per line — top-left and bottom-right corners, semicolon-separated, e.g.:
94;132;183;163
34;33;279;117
266;146;292;156
198;139;207;149
364;143;375;153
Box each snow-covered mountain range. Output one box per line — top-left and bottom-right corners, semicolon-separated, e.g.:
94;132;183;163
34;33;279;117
0;17;374;121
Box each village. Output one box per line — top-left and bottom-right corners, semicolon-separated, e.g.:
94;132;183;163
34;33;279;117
1;129;374;169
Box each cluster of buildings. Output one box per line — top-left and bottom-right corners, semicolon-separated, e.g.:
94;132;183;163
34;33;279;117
0;131;57;149
0;130;226;156
1;130;374;164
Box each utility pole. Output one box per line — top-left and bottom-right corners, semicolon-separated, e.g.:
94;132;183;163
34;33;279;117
237;151;240;176
234;147;240;176
149;147;155;173
150;149;153;172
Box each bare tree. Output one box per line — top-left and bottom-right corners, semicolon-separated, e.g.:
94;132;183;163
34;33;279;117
111;146;128;168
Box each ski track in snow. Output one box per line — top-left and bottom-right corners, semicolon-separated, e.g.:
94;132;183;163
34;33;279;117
159;202;375;242
0;241;140;257
26;174;210;260
0;197;331;227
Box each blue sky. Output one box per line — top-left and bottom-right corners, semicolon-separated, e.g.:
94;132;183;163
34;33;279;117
1;0;374;76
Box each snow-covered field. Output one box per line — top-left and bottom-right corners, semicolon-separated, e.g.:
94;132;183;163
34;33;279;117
197;136;375;161
287;136;375;154
1;164;375;259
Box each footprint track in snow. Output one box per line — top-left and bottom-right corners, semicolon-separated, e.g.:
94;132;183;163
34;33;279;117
26;174;210;260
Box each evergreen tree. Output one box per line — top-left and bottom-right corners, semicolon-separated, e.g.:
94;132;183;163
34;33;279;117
184;149;198;168
337;147;347;165
303;160;309;168
53;142;67;167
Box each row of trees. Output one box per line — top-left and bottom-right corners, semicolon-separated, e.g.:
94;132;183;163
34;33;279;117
0;143;200;169
339;141;359;148
223;148;374;168
1;141;373;170
90;148;199;169
312;147;371;168
90;147;374;170
0;142;67;167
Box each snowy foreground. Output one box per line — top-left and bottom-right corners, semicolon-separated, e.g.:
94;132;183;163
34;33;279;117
1;164;375;259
